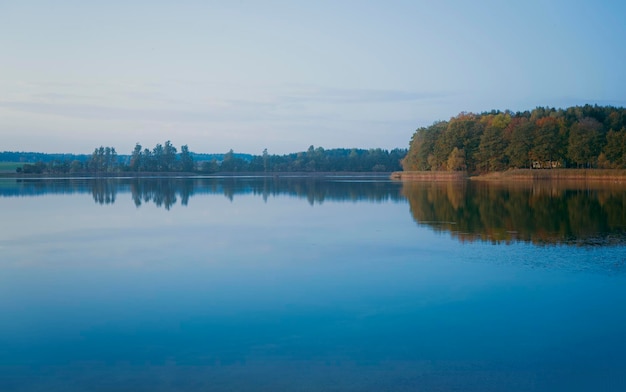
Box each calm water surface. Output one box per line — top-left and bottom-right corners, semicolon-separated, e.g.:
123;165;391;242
1;177;625;391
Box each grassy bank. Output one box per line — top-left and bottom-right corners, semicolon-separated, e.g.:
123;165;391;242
472;169;626;182
392;169;626;183
391;171;468;181
0;162;23;172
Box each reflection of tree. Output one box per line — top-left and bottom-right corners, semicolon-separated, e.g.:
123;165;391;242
129;179;194;210
7;179;94;197
191;176;403;206
403;181;626;246
1;176;403;209
91;179;117;205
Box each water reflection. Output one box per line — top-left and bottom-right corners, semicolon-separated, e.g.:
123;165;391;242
129;178;193;209
91;179;117;205
3;177;626;246
2;176;403;210
402;181;626;246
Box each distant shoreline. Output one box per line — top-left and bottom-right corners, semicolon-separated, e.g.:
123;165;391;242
392;169;626;182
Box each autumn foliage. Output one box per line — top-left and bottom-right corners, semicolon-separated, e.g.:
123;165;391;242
402;105;626;173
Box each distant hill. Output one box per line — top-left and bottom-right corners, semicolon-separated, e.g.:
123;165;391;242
0;151;92;163
0;151;253;164
190;152;253;162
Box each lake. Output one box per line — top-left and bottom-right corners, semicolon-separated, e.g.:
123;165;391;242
1;176;625;391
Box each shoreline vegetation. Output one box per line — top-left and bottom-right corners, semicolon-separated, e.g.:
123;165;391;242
1;144;406;176
402;105;626;174
392;169;626;182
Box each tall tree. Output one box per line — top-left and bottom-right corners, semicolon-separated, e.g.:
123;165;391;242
180;145;194;172
530;117;564;167
141;148;154;171
163;140;177;171
477;125;508;172
567;117;603;168
604;128;626;168
130;143;142;172
446;147;466;171
153;143;164;171
262;148;269;172
505;118;534;168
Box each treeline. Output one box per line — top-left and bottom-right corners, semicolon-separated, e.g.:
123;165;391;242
402;104;626;173
16;142;194;174
0;151;91;163
215;146;406;173
14;143;406;174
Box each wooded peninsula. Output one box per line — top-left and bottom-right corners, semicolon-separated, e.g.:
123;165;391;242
401;104;626;175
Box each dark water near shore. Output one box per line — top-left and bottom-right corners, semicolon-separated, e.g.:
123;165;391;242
1;177;626;391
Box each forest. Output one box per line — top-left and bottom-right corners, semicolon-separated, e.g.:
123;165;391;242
402;104;626;173
10;142;406;175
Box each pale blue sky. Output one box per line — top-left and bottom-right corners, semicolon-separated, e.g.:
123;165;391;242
1;0;625;154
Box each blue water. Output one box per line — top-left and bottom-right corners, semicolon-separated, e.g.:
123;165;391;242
1;178;625;391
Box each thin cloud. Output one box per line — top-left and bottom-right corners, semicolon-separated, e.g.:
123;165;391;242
0;100;269;123
0;87;451;124
280;87;454;105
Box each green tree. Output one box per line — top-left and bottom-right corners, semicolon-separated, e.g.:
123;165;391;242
180;144;194;172
505;119;534;168
130;143;142;172
604;128;626;168
87;146;117;173
153;143;164;171
220;149;247;172
530;117;564;167
141;148;154;171
434;114;483;172
70;160;83;173
476;125;507;172
567;117;603;168
262;148;269;172
446;147;466;171
163;140;177;171
402;122;446;171
200;160;219;173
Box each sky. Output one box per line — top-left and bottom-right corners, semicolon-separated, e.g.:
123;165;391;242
1;0;626;155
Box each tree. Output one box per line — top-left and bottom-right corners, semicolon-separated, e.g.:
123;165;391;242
530;117;564;167
220;149;239;172
446;147;466;171
163;140;177;171
200;160;218;173
505;118;534;168
567;117;603;168
70;160;83;173
434;114;483;172
180;145;194;172
604;128;626;168
153;143;164;171
402;122;446;171
86;146;118;173
141;148;154;171
262;148;269;172
477;125;507;172
130;143;142;172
